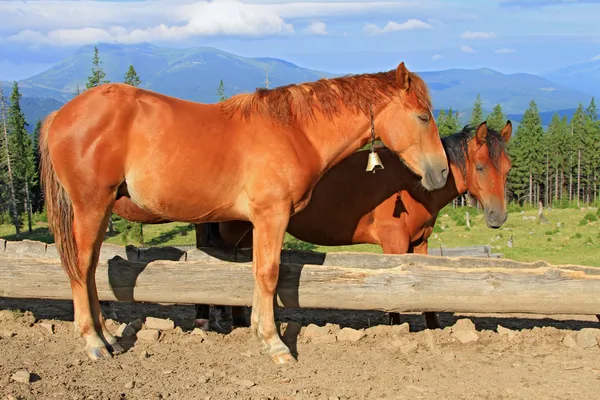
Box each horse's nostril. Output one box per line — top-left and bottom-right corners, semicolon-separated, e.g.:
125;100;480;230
441;168;449;180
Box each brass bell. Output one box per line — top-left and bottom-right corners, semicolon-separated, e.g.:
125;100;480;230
366;150;384;173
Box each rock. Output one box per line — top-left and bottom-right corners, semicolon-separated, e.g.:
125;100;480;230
576;328;600;348
312;335;337;344
137;329;160;342
303;324;331;339
390;323;410;335
191;328;208;338
7;395;18;400
562;334;578;349
451;319;476;333
0;311;16;322
125;381;135;389
234;379;256;389
1;330;16;339
365;325;391;338
138;350;149;359
144;317;175;331
336;328;366;342
497;325;517;340
423;330;437;350
400;341;418;354
40;322;54;334
10;370;31;384
562;360;584;370
116;323;136;338
452;330;479;344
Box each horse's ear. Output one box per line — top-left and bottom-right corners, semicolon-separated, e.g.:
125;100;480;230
396;62;410;91
500;120;512;143
475;121;488;144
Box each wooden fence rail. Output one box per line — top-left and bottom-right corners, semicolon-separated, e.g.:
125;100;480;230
0;239;598;315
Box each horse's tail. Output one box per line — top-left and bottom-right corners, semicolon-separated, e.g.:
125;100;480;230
40;110;82;283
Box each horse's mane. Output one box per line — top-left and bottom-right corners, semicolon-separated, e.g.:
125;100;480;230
220;69;432;127
442;125;508;178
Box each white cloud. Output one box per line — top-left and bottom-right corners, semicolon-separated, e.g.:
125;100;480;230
4;0;296;46
460;45;475;53
363;19;434;35
495;48;516;54
432;54;444;61
304;21;328;36
591;54;600;61
461;31;497;39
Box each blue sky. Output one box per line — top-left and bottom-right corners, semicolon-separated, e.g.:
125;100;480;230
1;0;600;80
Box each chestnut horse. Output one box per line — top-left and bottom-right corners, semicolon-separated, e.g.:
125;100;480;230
111;121;512;331
40;62;448;364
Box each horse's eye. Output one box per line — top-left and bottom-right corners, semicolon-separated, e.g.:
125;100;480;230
418;114;430;124
476;164;484;172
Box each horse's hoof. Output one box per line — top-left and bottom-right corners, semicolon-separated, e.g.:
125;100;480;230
270;350;296;365
109;342;125;355
86;346;112;361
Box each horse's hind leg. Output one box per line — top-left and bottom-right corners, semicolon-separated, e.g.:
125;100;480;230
70;193;123;359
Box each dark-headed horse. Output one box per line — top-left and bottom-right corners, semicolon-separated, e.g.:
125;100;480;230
40;62;448;363
112;121;512;331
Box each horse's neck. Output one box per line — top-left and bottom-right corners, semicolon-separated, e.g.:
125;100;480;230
434;162;467;209
304;111;373;174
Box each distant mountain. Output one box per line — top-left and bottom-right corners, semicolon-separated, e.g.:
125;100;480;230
542;59;600;99
12;43;336;104
420;68;592;116
6;44;597;131
20;97;65;132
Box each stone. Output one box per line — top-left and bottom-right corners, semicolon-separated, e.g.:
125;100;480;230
390;323;410;335
1;330;16;339
144;317;175;331
452;330;479;344
304;324;331;339
40;322;54;335
451;319;476;333
116;323;136;338
497;325;517;340
576;328;600;348
235;379;256;389
10;370;31;384
336;328;366;342
561;360;584;370
422;330;439;352
137;329;160;342
0;310;16;322
139;350;149;359
312;335;337;344
191;328;208;338
125;381;135;389
562;334;579;349
400;341;418;354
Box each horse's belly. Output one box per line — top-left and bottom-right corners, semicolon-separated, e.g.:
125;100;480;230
125;172;248;223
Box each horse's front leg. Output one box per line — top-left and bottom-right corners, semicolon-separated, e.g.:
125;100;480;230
251;206;295;364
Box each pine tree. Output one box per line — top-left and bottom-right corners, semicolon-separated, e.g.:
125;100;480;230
7;82;37;234
469;94;484;127
437;108;461;137
0;82;20;237
31;120;43;213
508;100;544;205
486;104;506;132
124;65;141;87
85;46;109;90
217;79;227;101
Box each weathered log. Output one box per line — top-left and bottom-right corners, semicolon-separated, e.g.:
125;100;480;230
1;240;600;315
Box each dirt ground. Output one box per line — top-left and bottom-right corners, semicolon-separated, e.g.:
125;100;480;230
2;298;600;400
